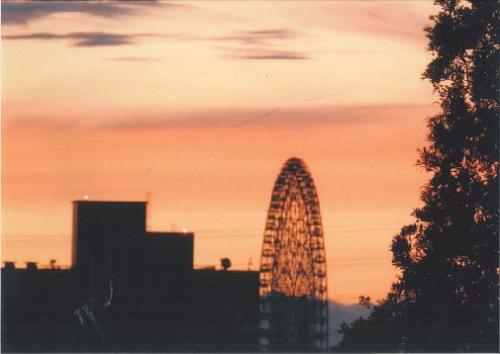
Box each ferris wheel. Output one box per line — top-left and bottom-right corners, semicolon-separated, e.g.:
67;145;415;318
259;157;328;352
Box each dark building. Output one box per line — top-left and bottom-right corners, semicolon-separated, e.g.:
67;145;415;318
2;200;259;352
72;201;146;273
142;232;194;273
190;269;260;351
2;266;85;352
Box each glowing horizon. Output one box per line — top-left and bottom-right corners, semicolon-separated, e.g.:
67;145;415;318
2;1;439;305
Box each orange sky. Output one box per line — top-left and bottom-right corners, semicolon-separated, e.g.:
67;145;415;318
2;1;439;304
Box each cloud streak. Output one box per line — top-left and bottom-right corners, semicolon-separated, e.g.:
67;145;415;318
107;56;163;62
3;26;310;59
225;48;309;60
210;28;310;61
2;32;169;47
1;0;181;25
210;28;298;45
306;2;434;44
5;104;437;132
2;0;307;60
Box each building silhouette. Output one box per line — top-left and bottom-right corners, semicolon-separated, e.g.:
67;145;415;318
2;201;259;352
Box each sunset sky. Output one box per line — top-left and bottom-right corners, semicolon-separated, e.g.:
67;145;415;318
2;0;440;304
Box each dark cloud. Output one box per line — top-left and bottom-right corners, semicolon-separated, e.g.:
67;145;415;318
2;26;309;59
210;28;298;45
226;48;309;60
1;0;180;25
74;33;134;47
2;32;167;47
3;11;309;58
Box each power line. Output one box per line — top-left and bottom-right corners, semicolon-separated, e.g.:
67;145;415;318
3;222;405;239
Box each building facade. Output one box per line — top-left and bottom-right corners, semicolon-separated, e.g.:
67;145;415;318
2;201;259;352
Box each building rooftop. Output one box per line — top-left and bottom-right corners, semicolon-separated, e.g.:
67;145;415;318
73;200;147;205
147;231;194;237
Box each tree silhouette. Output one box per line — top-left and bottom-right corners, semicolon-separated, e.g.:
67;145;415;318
335;1;498;352
50;259;57;269
220;258;231;271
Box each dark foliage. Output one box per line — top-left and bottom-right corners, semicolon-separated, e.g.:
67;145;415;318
335;1;499;352
221;257;232;271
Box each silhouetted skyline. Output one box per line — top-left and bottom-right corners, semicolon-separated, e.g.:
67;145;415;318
3;1;439;305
